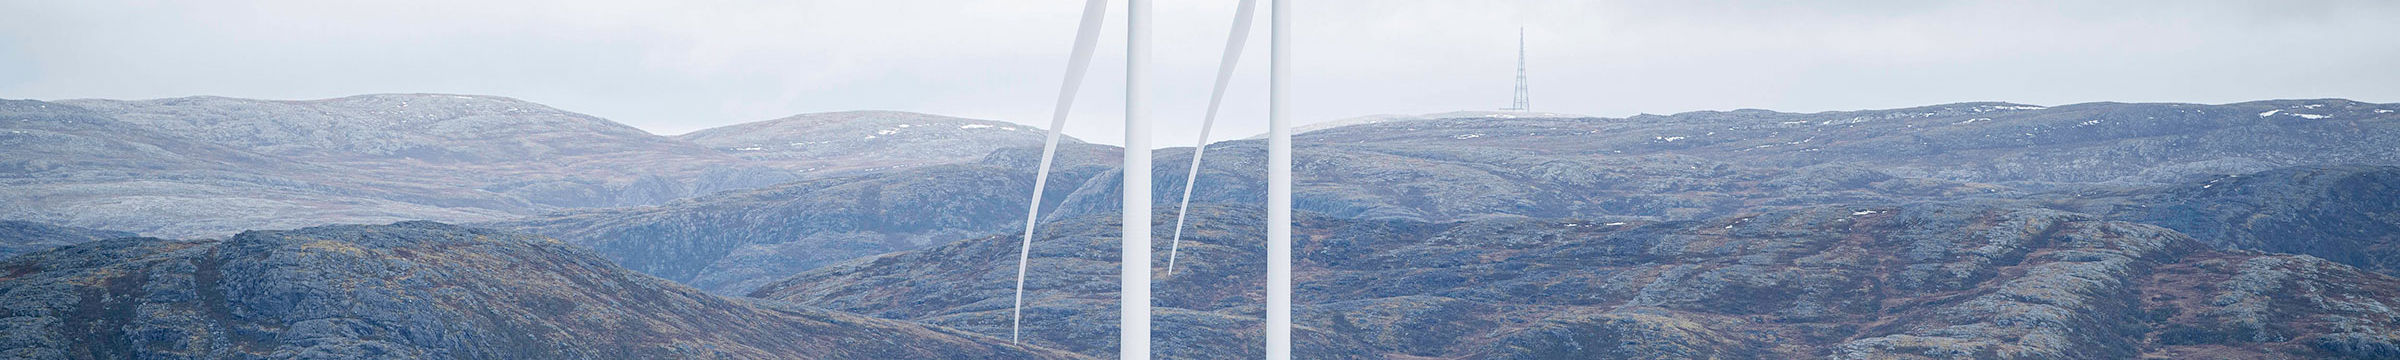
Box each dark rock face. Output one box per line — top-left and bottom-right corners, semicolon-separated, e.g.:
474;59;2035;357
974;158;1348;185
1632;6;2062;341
0;220;135;260
752;204;2400;359
0;222;1080;359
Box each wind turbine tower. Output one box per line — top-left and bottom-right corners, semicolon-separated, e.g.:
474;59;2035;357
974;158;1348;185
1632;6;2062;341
1505;28;1531;112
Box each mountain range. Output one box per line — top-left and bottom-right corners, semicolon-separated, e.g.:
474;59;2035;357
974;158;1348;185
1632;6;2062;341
4;94;2399;358
1;95;1058;239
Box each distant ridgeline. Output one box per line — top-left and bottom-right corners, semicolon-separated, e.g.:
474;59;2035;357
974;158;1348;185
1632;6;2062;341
6;96;2400;358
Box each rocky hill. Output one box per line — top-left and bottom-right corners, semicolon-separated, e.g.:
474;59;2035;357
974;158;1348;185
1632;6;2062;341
0;221;1081;359
677;110;1077;178
7;96;1096;240
751;203;2400;359
1;98;520;238
62;95;795;209
0;220;135;259
495;143;1122;295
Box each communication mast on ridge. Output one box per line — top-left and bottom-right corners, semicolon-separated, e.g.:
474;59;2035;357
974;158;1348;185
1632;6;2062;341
1503;27;1531;112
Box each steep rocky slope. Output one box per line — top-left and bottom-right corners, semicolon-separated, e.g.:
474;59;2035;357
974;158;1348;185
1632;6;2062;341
752;204;2400;359
677;110;1076;177
0;220;135;259
0;221;1080;359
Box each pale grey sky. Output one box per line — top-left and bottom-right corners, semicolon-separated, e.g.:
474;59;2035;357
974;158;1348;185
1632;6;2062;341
4;0;2397;146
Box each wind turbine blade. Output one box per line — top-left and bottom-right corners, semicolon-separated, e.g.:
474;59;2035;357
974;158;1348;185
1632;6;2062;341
1012;0;1109;344
1165;0;1258;278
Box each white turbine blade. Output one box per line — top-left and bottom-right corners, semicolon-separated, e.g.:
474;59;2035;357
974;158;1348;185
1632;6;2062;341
1165;0;1258;278
1266;0;1293;358
1012;0;1109;344
1124;0;1155;358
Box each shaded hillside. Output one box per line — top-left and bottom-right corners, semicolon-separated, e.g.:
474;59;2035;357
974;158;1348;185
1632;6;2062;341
494;143;1122;295
753;204;2400;359
677;110;1078;177
2044;165;2400;277
0;221;1081;359
0;220;135;259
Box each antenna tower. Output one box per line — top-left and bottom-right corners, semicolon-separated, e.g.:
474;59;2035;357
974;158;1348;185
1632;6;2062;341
1505;28;1530;112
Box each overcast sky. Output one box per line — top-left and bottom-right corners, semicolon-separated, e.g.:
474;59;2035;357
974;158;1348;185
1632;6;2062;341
4;0;2397;146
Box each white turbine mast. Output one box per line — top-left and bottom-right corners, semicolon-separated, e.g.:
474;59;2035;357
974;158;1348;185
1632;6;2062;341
1123;0;1156;357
